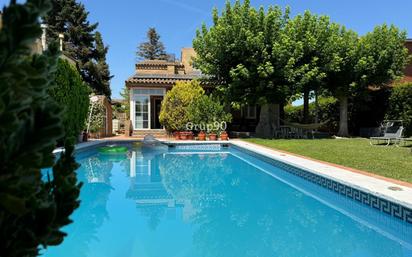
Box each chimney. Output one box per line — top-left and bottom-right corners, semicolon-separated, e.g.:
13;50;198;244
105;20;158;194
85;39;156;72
181;48;196;74
40;24;47;51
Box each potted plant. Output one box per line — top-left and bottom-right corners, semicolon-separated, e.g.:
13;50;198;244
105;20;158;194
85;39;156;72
187;131;194;140
179;131;188;140
208;131;217;141
220;131;229;141
188;95;232;141
198;131;206;141
173;131;180;140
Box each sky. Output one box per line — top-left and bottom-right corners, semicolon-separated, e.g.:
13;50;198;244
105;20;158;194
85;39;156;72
1;0;412;98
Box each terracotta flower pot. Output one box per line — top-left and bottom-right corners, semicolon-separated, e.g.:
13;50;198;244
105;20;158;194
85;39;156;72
179;131;188;140
187;131;194;140
173;131;180;140
209;133;217;141
198;131;206;141
220;131;229;141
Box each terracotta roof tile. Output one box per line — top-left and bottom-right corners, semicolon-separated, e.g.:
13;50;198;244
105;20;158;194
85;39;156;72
125;73;207;86
136;60;184;67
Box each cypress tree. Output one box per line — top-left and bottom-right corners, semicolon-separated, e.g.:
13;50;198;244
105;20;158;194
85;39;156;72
137;27;168;60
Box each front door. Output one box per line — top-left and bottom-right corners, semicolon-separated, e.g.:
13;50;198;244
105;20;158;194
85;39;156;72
150;96;163;129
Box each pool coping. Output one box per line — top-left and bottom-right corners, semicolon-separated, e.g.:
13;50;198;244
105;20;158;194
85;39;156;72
238;141;412;189
68;138;412;223
231;140;412;209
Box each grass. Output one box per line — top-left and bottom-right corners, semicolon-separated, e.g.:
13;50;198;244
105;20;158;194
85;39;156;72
244;138;412;183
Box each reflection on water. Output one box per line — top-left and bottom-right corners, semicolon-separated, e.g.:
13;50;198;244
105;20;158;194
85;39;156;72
43;144;412;257
126;148;191;229
44;153;115;257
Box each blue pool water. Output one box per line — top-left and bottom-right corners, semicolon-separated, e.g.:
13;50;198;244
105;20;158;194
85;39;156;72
43;143;412;257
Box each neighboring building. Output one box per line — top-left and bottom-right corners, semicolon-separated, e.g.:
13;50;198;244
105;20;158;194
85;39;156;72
401;39;412;83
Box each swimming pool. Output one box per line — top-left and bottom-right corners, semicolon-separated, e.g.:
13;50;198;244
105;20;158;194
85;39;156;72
43;142;412;257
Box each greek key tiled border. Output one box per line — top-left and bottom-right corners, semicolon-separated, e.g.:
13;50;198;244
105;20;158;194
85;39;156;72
173;144;222;151
233;145;412;224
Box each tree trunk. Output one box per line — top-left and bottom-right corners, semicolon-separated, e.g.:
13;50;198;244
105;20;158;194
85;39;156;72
256;103;279;138
314;89;319;124
337;95;349;137
303;89;310;124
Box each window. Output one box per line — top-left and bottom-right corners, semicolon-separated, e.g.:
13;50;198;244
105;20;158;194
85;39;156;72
241;105;256;119
135;96;149;129
133;88;164;96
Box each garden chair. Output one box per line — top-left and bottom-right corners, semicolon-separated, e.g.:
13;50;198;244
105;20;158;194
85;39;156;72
369;126;404;146
398;137;412;147
276;126;294;139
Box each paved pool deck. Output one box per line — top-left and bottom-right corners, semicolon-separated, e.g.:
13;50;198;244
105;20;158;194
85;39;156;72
71;137;412;210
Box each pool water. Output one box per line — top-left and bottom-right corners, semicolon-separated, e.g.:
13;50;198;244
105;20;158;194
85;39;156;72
43;143;412;257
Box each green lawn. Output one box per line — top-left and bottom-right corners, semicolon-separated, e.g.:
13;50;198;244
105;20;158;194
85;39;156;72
244;138;412;183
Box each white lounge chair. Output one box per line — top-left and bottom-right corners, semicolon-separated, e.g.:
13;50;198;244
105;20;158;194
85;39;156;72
370;126;404;146
398;137;412;147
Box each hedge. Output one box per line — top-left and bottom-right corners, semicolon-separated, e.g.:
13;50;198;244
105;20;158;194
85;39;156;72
49;59;90;141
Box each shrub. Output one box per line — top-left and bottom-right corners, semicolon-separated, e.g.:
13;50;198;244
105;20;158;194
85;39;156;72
188;95;232;133
159;81;204;131
0;1;81;256
386;82;412;136
49;59;90;141
88;100;106;134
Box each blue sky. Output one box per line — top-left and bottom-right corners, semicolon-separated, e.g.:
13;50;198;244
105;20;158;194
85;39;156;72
1;0;412;98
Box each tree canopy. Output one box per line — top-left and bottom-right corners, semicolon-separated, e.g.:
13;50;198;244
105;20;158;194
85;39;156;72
193;0;410;137
91;31;113;97
324;24;409;136
44;0;112;97
193;1;293;105
137;27;168;60
278;11;340;123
